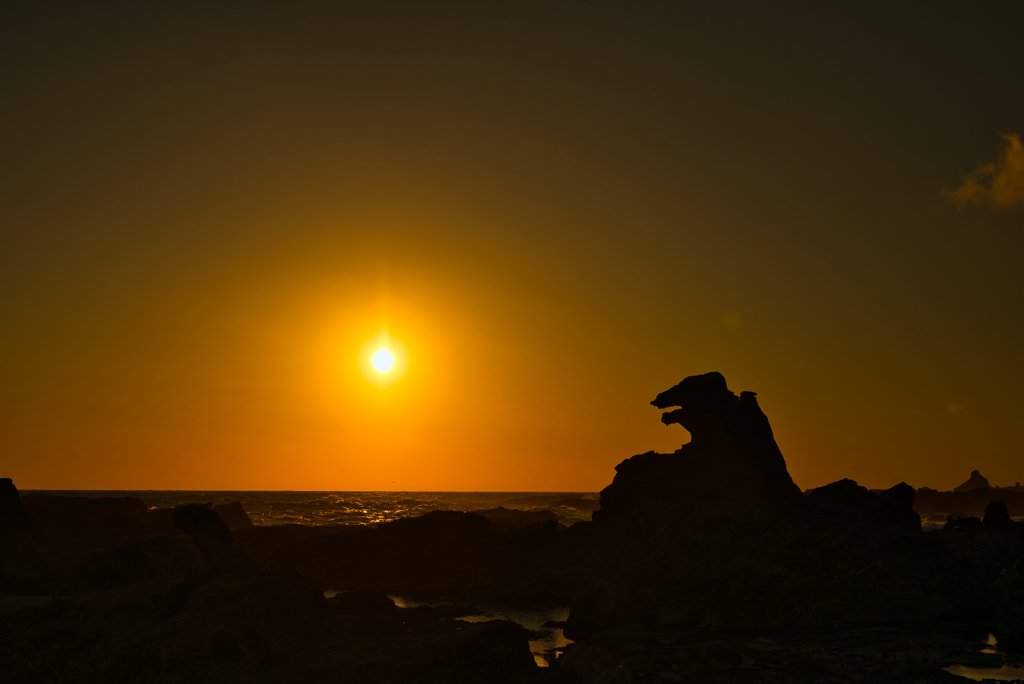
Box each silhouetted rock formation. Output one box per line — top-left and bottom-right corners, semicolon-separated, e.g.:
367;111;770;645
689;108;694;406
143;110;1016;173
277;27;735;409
802;479;922;536
21;492;147;526
984;500;1015;531
167;501;255;529
0;492;268;598
477;506;562;530
0;490;542;683
9;372;1024;682
233;509;585;603
559;374;1006;641
945;514;984;532
212;501;255;529
954;469;991;492
914;485;1024;519
172;503;238;567
594;372;802;532
563;580;657;649
549;498;600;513
0;478;28;528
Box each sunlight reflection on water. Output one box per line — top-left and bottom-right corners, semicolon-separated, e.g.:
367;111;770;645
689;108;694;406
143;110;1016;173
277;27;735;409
24;490;598;527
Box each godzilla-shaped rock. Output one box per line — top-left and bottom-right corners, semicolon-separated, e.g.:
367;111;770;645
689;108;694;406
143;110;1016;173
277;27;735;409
594;372;802;530
954;470;991;492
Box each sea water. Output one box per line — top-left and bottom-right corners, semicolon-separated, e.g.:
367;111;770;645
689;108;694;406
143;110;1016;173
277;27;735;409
21;490;600;526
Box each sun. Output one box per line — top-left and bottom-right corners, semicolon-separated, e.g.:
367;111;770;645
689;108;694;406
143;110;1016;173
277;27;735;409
359;332;406;385
372;349;394;372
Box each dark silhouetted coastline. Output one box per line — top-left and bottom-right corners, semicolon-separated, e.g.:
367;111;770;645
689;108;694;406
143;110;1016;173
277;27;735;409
4;373;1024;682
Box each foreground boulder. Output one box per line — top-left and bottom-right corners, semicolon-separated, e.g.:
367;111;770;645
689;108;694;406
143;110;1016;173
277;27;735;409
0;478;29;529
212;501;255;529
477;506;562;531
236;509;583;601
563;580;657;648
21;492;147;525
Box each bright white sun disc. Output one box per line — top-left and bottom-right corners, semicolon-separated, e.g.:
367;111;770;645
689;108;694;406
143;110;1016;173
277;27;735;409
372;349;394;371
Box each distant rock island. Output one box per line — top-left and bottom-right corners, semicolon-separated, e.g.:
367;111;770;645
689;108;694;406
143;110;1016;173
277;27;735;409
954;469;992;492
907;470;1024;526
3;371;1024;683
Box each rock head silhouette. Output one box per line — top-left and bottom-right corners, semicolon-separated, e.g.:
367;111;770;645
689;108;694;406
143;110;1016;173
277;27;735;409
594;371;802;532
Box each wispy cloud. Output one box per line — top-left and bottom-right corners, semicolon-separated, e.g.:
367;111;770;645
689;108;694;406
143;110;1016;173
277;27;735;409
948;133;1024;210
947;402;968;414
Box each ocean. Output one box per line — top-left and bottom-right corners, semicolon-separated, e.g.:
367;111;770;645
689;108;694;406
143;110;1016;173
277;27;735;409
21;490;600;526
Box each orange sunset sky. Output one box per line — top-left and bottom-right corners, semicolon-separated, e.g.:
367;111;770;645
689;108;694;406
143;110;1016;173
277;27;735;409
3;2;1024;492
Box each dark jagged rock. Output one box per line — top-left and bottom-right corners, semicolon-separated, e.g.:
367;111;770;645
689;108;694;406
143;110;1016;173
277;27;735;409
172;504;232;548
554;625;986;684
241;511;496;596
171;503;251;572
563;375;989;638
212;501;255;529
945;515;984;532
983;500;1015;531
326;588;400;614
234;510;588;604
0;479;29;529
0;564;541;684
802;479;922;537
477;506;562;530
954;469;991;492
20;492;147;526
9;371;1024;682
549;498;600;513
595;373;802;532
563;580;658;649
879;480;915;511
1;498;542;683
1;564;324;683
0;489;207;597
914;485;1024;518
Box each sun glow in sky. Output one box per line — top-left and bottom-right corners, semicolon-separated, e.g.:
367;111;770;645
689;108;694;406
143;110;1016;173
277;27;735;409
3;3;1024;492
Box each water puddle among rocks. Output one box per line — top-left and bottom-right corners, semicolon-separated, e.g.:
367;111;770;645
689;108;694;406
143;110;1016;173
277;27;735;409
323;589;572;667
945;634;1024;682
387;595;572;667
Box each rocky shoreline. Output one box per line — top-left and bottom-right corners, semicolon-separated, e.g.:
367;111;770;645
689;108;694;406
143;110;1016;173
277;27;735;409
3;372;1023;682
